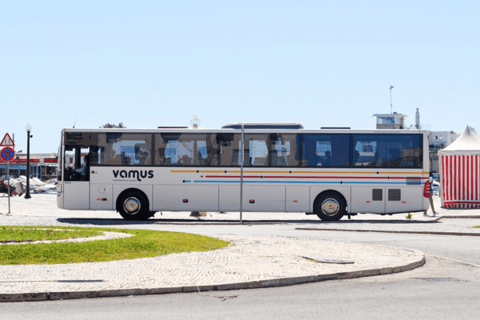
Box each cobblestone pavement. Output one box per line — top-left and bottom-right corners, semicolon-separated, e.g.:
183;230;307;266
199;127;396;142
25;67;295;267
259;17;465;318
0;193;478;300
0;234;424;297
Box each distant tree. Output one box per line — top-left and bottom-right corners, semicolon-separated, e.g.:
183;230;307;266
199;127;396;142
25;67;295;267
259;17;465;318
101;123;126;128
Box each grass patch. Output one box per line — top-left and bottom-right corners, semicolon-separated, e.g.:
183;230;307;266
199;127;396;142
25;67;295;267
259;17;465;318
0;226;102;242
0;226;230;265
473;226;480;228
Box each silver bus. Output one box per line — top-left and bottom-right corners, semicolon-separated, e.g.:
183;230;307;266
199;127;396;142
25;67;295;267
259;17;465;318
57;124;430;220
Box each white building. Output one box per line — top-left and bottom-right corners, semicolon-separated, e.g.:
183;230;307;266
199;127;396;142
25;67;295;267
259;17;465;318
0;153;58;180
429;131;459;173
430;131;459;148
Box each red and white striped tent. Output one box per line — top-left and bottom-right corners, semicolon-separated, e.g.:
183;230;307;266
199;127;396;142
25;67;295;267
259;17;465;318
439;126;480;208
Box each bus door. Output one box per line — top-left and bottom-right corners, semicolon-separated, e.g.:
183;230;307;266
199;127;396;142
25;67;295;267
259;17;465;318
63;139;91;210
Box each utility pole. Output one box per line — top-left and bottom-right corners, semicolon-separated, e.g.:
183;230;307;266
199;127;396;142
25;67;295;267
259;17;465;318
239;123;244;224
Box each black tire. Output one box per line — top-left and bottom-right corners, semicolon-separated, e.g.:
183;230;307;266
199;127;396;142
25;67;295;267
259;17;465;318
314;192;346;221
117;190;151;220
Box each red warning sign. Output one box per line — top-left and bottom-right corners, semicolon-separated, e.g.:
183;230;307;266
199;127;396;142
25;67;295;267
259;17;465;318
0;133;15;147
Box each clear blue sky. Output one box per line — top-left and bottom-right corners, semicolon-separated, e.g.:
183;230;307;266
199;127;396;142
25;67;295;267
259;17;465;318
1;0;479;153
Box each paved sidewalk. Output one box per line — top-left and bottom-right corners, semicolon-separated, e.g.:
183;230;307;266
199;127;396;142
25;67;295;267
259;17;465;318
0;234;425;302
1;193;480;302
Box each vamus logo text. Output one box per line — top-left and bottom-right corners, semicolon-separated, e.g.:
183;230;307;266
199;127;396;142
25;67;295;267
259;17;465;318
112;170;154;181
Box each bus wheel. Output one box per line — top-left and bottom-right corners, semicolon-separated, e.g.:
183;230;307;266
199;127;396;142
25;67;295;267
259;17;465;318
314;192;346;221
117;190;151;220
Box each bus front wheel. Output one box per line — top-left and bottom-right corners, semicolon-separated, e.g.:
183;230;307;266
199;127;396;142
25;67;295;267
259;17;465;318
314;192;346;221
117;190;151;220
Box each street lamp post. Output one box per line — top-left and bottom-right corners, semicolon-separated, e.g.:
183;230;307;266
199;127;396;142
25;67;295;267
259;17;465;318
25;123;32;199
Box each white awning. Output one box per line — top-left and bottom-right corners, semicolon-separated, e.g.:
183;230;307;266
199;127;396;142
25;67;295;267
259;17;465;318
438;126;480;156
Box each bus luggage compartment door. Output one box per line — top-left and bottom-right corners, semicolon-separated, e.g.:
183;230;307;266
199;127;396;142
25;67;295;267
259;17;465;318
63;181;90;210
385;186;422;213
218;185;287;212
90;184;113;210
154;185;219;211
350;187;386;214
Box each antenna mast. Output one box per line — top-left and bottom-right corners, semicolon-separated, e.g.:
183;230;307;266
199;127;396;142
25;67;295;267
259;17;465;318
389;85;394;113
73;115;79;128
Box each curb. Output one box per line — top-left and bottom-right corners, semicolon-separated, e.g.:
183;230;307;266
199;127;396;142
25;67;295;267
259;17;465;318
296;227;480;237
153;221;306;225
437;215;480;220
0;249;425;303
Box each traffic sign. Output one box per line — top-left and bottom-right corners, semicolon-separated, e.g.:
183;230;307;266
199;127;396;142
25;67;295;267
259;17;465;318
0;147;15;162
0;133;15;147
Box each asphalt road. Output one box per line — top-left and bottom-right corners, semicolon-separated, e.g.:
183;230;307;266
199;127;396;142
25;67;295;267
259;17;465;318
2;221;480;319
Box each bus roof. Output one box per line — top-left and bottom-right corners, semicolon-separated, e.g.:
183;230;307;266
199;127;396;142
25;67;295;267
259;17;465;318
222;123;304;129
62;127;429;135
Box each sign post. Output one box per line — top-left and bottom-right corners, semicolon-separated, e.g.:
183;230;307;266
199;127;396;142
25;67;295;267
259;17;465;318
7;162;10;214
1;134;16;215
239;123;244;224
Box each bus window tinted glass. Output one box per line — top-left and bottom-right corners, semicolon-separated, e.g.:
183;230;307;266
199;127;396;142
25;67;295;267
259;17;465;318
270;133;297;166
224;133;299;167
352;134;422;168
97;133;152;166
243;134;268;166
216;133;242;166
155;133;220;166
301;134;350;167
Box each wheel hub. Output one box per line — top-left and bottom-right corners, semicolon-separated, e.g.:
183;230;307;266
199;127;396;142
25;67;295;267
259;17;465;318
321;198;340;216
123;197;141;215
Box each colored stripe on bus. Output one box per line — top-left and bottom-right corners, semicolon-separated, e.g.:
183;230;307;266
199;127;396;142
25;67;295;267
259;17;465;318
192;180;423;185
203;175;428;180
171;170;428;175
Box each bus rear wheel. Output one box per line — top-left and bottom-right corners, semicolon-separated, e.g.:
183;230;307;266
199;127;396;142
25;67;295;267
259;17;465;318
314;192;346;221
117;190;151;220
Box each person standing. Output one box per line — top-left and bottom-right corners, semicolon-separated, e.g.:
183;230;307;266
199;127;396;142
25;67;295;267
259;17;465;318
428;176;436;215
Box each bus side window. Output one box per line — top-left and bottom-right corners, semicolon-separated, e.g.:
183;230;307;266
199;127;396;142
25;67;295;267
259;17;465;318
135;145;150;165
352;150;360;166
305;140;320;166
352;134;422;168
165;141;179;165
372;151;380;166
247;134;269;167
112;152;122;165
270;134;291;167
234;148;251;166
202;134;219;166
330;136;349;167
